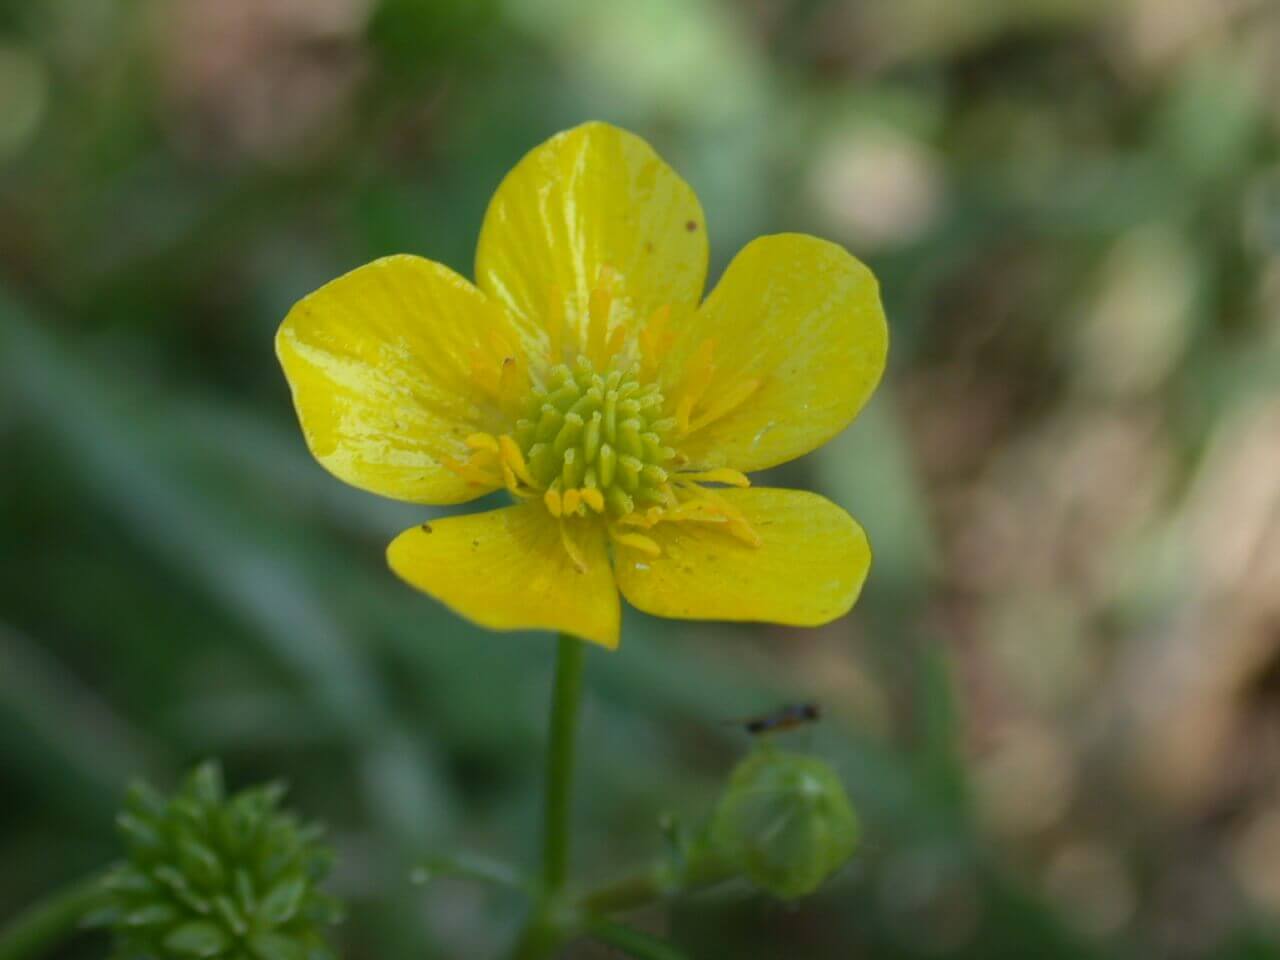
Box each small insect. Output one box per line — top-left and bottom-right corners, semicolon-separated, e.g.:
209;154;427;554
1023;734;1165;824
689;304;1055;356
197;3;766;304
731;702;821;736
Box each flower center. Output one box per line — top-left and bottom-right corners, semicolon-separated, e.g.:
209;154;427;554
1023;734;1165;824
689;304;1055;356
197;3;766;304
512;355;677;518
443;267;767;564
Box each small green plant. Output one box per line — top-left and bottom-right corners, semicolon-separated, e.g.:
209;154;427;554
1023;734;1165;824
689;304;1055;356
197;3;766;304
95;763;341;960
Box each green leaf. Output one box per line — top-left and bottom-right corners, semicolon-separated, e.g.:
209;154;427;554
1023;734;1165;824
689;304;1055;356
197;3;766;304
125;903;179;927
163;921;231;957
188;763;227;807
248;931;303;960
257;876;306;927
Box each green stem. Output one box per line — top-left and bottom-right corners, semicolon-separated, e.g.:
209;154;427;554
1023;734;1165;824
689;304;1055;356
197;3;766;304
542;633;586;894
581;851;735;916
510;633;587;959
581;866;670;915
0;873;107;960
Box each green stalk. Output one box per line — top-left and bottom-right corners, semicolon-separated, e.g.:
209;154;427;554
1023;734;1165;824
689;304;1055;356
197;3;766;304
542;633;586;893
581;850;735;916
0;873;107;960
511;633;587;959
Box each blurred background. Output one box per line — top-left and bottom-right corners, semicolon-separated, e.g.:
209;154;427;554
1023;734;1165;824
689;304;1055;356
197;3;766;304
2;0;1279;957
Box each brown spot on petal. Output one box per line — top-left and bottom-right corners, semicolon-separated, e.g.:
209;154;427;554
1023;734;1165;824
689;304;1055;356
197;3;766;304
685;220;698;231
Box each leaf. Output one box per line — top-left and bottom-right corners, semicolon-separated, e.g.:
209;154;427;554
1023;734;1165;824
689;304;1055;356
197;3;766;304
125;903;179;927
257;876;306;927
248;931;303;960
163;921;231;957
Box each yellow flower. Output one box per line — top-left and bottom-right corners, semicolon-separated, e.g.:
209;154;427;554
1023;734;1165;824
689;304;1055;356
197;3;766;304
276;122;887;649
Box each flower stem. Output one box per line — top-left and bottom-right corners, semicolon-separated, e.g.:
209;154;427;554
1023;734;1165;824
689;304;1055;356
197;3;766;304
580;850;735;916
542;632;586;893
580;866;670;914
511;632;587;959
0;873;107;960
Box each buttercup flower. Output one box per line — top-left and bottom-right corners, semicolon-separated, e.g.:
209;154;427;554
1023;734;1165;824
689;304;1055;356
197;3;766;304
277;122;887;648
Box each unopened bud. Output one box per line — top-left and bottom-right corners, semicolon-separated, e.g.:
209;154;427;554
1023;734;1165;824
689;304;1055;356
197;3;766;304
710;750;859;899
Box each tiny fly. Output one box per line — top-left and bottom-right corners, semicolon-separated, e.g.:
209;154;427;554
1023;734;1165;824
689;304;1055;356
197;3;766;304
731;702;821;736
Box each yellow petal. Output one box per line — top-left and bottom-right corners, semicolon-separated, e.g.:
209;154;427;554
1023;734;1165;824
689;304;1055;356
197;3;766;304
387;506;621;648
476;122;707;354
614;488;870;627
277;255;530;504
662;234;887;472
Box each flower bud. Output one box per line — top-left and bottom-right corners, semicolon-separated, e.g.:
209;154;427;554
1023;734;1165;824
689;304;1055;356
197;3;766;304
710;749;859;899
93;762;342;960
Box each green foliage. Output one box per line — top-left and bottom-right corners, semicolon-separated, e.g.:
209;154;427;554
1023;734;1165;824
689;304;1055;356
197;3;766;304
94;764;341;960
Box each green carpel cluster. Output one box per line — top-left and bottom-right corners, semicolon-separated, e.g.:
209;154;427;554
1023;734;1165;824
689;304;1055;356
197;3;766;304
514;356;677;516
94;763;341;960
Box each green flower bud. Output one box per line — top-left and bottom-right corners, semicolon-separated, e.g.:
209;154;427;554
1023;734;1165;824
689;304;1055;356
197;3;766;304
710;749;859;900
92;762;342;960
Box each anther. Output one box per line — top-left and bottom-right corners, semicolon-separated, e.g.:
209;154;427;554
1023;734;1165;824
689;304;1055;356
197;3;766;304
611;529;661;557
562;488;582;515
544;486;563;518
498;435;536;488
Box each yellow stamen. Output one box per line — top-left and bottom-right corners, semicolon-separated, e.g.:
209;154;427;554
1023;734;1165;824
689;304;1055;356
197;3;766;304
616;504;666;529
677;468;750;487
695;487;762;546
544;486;563;518
663;484;762;546
581;487;605;513
501;460;520;494
610;528;661;556
562;488;582;516
466;433;500;453
443;455;501;487
498;435;536;488
606;322;628;359
639;304;671;378
674;339;716;435
685;378;760;434
559;520;588;573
